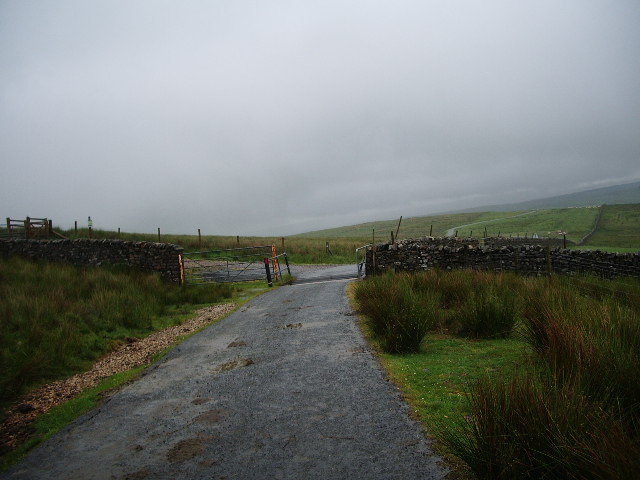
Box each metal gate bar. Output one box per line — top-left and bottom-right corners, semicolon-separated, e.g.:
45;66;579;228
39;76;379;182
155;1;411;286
182;245;274;285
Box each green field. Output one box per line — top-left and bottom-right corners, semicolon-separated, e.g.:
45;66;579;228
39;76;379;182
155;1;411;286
57;204;638;265
293;204;639;250
584;204;640;248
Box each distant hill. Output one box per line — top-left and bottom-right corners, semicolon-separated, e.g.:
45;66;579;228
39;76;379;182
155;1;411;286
450;181;640;213
294;182;640;248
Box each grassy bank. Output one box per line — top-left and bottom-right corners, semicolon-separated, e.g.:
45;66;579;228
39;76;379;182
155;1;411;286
0;256;239;412
352;270;640;479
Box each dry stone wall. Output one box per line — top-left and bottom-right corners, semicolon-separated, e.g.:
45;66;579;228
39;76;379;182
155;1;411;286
0;239;183;283
366;237;640;278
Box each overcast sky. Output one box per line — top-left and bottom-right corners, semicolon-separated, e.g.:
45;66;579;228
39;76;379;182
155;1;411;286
1;1;639;236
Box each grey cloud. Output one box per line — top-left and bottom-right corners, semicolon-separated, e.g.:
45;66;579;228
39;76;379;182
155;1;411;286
1;0;639;236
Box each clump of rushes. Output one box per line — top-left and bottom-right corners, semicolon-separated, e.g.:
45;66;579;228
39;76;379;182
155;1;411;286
453;284;519;339
355;269;521;353
443;273;640;479
354;272;440;353
0;257;232;408
444;371;640;479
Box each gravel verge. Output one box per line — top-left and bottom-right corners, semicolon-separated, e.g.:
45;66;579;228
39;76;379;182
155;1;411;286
1;304;236;453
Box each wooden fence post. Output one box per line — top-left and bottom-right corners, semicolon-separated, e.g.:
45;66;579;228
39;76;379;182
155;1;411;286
198;229;202;249
25;217;30;239
157;228;161;242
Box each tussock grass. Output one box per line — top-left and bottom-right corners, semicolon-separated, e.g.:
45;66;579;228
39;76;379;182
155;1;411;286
0;257;233;409
354;272;440;353
353;269;640;478
354;270;520;352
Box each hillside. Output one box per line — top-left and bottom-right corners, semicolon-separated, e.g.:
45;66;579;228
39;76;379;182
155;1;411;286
294;182;640;248
452;181;640;213
294;204;640;249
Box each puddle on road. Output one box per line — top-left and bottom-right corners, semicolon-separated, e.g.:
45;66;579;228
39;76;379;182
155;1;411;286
167;435;215;463
211;357;254;374
195;408;231;424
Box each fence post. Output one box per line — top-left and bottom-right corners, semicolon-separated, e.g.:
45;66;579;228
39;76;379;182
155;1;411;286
118;228;121;239
158;228;161;242
264;258;272;287
198;229;202;249
75;221;78;233
25;217;30;239
395;216;402;240
429;224;433;236
284;253;291;276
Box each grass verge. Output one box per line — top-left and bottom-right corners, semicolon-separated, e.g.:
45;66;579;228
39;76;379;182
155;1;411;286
350;270;640;479
0;256;273;471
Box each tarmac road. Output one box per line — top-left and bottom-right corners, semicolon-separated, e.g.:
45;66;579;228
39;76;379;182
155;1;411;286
3;266;448;480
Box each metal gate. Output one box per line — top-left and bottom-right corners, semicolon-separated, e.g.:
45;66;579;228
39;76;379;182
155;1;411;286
181;245;292;286
181;245;273;285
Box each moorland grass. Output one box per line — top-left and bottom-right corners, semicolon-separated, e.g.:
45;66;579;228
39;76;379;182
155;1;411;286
0;256;233;410
353;270;640;479
354;270;521;352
